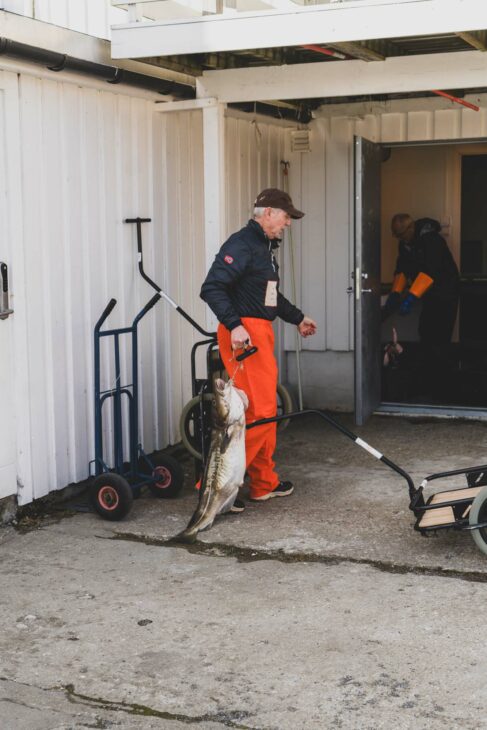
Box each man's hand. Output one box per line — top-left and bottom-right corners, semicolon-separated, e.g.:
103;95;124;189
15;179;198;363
231;325;252;350
298;316;317;338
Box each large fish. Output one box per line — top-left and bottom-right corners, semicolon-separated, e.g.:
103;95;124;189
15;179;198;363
175;378;248;543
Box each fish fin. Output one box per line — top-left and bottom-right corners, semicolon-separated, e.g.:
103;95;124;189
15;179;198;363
220;428;231;454
172;531;198;545
220;424;237;454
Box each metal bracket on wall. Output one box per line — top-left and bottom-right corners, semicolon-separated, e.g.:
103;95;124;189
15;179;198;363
0;262;14;320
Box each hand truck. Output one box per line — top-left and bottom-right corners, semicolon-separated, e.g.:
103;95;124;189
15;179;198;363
90;292;184;521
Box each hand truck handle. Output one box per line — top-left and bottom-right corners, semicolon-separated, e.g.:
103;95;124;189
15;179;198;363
95;298;117;331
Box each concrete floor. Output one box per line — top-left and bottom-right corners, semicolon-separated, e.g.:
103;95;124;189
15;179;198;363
2;413;487;729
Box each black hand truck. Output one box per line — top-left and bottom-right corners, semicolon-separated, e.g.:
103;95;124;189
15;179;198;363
90;289;184;521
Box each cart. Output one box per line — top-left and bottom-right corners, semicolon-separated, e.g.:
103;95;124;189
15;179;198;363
245;408;487;555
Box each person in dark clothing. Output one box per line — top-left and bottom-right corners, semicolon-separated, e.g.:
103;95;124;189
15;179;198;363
383;213;460;401
200;188;316;510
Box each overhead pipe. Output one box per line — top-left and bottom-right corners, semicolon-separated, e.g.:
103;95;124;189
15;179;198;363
0;37;195;99
431;89;480;112
301;44;346;60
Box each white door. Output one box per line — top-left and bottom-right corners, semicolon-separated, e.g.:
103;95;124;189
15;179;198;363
354;136;383;425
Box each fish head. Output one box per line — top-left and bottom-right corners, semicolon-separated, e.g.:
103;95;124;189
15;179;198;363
213;378;248;425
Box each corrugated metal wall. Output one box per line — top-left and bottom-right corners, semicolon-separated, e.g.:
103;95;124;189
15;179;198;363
1;0;126;39
2;70;208;505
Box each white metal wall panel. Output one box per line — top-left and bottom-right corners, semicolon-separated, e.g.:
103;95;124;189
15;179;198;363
224;115;286;236
406;111;433;141
8;76;207;504
2;0;127;39
322;116;354;352
153;110;206;443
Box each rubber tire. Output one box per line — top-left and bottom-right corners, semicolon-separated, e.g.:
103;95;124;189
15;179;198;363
469;484;487;555
138;453;184;499
276;383;294;431
90;473;133;521
180;384;295;460
179;393;214;460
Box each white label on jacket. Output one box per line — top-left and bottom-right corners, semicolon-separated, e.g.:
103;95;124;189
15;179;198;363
265;281;278;306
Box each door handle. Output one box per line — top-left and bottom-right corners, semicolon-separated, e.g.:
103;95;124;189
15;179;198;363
0;262;14;320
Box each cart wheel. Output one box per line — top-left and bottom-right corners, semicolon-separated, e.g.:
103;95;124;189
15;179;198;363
276;383;294;431
139;453;184;499
469;485;487;555
179;393;214;460
90;474;133;521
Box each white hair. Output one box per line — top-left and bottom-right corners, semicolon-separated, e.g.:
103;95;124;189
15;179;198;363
254;206;284;218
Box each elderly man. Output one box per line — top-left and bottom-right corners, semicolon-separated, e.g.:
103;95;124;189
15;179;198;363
200;188;316;510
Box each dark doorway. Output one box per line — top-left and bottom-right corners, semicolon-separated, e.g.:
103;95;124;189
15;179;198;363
456;154;487;405
379;144;487;411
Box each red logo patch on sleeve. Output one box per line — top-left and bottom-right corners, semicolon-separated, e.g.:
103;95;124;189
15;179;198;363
224;255;234;264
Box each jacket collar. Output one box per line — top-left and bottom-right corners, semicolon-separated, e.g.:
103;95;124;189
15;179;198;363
247;219;281;249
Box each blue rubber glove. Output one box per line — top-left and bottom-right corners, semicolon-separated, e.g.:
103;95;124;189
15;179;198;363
399;292;417;316
381;291;401;322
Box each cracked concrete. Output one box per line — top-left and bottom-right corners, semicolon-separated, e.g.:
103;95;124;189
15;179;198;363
2;414;487;728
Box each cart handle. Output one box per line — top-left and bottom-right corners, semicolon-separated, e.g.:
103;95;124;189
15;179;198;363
247;408;418;502
125;217;216;338
95;298;117;332
420;463;487;487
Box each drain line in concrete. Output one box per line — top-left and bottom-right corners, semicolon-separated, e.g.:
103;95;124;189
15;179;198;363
104;532;487;584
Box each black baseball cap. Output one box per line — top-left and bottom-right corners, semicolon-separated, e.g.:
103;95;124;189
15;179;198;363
254;188;305;219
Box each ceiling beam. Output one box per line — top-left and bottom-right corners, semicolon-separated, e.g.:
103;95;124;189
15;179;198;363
456;31;487;52
197;49;487;103
111;0;487;59
327;42;385;62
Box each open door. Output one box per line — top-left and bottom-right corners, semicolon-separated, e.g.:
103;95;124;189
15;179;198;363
354;136;382;425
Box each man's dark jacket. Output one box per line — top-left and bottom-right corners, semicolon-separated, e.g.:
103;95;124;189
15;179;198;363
200;219;304;331
395;218;459;302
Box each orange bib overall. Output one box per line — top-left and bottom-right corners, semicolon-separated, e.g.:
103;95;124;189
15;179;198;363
218;317;280;499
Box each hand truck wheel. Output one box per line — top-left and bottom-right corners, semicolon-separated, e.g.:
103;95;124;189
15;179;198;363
138;453;184;499
469;484;487;555
276;383;294;431
179;384;295;460
179;393;214;461
90;473;133;521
